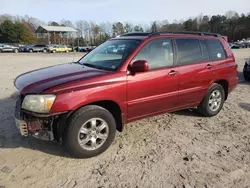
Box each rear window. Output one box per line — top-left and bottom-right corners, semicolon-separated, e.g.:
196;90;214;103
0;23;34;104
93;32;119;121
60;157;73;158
206;39;226;61
176;38;202;65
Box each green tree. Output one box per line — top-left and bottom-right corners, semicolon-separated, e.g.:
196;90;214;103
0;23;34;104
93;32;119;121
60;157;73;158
16;22;36;44
183;19;198;31
0;20;18;43
112;22;124;36
133;25;144;32
124;23;133;33
151;21;158;32
49;21;60;26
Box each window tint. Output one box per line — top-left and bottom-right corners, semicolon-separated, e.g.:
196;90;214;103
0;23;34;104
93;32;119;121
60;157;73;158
206;39;226;61
200;40;209;61
133;39;174;70
176;39;202;65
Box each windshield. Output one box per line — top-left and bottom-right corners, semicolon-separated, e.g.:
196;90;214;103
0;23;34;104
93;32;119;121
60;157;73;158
78;39;141;71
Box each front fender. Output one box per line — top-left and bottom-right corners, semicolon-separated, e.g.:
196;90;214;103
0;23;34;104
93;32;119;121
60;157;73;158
49;82;127;115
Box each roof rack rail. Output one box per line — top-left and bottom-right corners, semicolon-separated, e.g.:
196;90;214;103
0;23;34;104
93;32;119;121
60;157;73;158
115;31;221;38
149;31;221;37
116;32;152;37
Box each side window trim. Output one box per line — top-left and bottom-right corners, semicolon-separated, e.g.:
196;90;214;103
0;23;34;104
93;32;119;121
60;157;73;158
172;38;178;67
198;39;211;62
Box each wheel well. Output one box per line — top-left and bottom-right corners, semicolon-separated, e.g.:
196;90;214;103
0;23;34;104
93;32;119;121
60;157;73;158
90;100;123;132
214;80;228;100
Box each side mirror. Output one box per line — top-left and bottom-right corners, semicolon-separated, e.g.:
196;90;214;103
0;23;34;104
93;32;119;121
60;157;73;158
130;60;149;73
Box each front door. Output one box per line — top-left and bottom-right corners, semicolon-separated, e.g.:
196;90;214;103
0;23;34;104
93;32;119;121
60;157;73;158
127;38;179;121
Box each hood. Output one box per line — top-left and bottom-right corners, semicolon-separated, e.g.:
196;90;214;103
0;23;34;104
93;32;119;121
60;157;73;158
14;63;109;94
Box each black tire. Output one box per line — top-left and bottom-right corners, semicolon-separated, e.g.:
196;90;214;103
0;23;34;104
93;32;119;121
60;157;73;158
197;83;225;117
64;105;116;158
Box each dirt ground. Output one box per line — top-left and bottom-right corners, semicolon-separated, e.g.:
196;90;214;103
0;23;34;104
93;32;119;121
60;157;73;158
0;50;250;188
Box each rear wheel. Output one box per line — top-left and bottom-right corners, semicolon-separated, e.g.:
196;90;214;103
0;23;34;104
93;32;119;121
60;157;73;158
53;50;56;53
29;49;33;53
197;83;225;117
64;105;116;158
43;49;47;53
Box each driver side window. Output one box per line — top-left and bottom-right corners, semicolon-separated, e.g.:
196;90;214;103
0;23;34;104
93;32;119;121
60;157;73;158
133;39;174;70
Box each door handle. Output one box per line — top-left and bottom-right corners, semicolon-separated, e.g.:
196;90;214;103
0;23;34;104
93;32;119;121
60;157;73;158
168;70;178;76
205;64;212;69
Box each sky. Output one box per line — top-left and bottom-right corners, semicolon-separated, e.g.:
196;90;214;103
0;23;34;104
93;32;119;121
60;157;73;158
0;0;249;24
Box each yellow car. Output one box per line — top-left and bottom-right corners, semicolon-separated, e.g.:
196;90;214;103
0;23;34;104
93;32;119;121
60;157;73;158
48;45;72;53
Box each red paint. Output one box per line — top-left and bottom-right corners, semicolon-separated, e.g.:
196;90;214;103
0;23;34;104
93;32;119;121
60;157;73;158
15;33;238;126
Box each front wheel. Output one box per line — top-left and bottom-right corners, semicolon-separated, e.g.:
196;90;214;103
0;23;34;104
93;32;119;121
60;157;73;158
64;105;116;158
197;83;225;117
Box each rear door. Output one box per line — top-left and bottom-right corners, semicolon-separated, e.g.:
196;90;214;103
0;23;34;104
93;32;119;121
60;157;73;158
176;38;215;107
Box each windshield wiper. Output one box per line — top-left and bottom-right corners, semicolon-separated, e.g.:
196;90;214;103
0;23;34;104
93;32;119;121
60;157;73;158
82;63;107;70
82;63;96;68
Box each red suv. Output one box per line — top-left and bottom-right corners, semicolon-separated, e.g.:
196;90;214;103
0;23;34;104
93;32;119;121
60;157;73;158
14;31;238;158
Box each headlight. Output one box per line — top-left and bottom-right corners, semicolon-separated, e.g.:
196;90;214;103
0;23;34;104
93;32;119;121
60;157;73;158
22;95;56;113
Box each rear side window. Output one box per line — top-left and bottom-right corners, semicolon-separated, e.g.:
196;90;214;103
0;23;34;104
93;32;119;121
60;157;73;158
176;39;202;65
206;39;226;61
200;40;209;61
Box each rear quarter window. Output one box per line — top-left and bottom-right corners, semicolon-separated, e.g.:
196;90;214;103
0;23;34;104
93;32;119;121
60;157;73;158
206;39;226;61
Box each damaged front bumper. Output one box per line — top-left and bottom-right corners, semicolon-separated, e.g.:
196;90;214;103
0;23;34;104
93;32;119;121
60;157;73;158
15;97;28;136
14;95;70;142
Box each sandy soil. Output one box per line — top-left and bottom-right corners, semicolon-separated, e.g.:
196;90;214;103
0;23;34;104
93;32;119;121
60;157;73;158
0;50;250;188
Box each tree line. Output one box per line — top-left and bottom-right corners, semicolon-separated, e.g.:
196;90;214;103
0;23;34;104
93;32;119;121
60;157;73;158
0;11;249;46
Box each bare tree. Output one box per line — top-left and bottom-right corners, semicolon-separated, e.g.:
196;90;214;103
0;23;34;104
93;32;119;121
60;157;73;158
60;19;74;27
82;21;90;45
99;22;113;36
76;20;85;37
225;10;239;19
